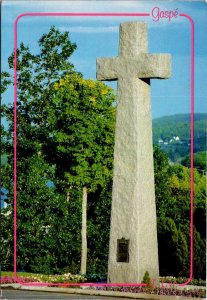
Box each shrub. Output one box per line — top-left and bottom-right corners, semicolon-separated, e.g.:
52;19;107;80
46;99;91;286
142;271;152;287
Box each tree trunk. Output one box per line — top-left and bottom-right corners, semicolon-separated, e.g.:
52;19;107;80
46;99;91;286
66;190;70;202
81;186;87;274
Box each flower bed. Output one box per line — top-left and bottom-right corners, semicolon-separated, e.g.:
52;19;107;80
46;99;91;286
160;276;206;287
1;273;206;298
95;286;206;298
1;273;86;284
1;276;36;284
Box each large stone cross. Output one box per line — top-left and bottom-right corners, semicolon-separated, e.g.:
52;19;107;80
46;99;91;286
96;22;171;284
97;22;171;83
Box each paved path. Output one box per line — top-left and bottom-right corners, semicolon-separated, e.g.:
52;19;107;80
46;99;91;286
1;289;136;300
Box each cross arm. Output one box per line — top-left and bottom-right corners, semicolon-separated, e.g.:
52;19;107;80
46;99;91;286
96;57;119;81
134;54;171;79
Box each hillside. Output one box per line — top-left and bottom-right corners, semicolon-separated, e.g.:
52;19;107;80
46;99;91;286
1;114;206;165
152;113;207;163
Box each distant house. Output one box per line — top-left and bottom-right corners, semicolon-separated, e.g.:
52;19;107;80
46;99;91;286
169;136;180;143
1;200;7;209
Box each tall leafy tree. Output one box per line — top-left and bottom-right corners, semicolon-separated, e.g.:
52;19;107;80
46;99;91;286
169;165;206;278
1;26;115;274
154;147;206;279
43;74;116;274
5;26;77;157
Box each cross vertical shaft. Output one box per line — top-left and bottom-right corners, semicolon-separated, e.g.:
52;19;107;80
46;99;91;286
96;22;171;283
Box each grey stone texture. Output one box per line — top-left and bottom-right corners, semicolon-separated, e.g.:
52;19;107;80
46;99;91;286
96;22;171;283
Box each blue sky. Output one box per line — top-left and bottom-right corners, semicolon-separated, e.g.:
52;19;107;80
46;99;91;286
1;1;207;118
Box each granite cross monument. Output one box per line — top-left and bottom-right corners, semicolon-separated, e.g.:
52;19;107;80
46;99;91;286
96;22;171;283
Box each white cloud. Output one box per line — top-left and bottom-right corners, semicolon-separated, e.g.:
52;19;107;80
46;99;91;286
1;1;166;24
2;0;153;11
59;25;118;33
1;1;200;33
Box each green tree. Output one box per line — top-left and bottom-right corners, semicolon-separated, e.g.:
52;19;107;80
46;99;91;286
154;148;206;279
4;26;77;158
153;146;173;217
1;26;115;275
169;165;206;279
1;26;79;273
181;151;206;173
44;74;116;274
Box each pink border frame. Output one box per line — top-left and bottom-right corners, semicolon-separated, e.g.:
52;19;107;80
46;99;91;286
13;12;194;287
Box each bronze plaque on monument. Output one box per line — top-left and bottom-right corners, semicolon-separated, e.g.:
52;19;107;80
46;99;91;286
117;238;129;262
